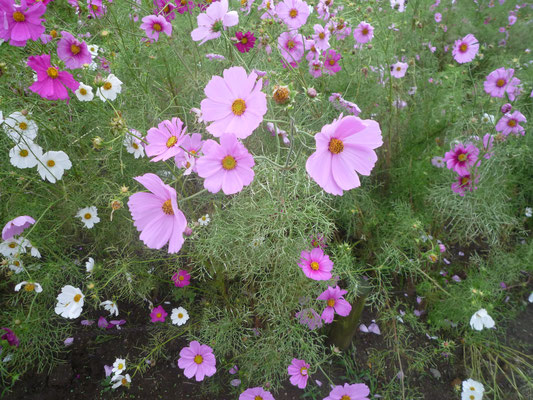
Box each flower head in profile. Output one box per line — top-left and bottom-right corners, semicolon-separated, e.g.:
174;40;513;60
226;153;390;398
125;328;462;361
127;173;188;253
317;285;351;323
145;117;187;162
27;55;80;101
14;281;43;293
306;114;383;196
353;21;374;44
276;0;310;30
150;305;167;322
191;0;238;45
2;216;35;241
443;143;479;176
298;248;333;281
178;341;217;381
452;34;479;64
100;300;119;317
461;378;484;400
469;308;495;331
239;387;275;400
37;150;72;183
172;269;191;287
1;328;19;347
76;206;100;229
234;31;256;53
57;31;92;69
0;0;46;47
55;285;84;319
324;382;370;400
200;66;267;139
495;111;526;136
111;374;131;389
391;61;408;78
140;15;172;41
288;358;310;389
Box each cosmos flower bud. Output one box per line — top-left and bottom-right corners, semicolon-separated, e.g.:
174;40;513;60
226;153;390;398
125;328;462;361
307;87;317;98
272;85;290;104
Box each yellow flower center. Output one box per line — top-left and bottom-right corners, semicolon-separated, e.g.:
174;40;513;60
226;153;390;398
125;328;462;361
103;82;112;90
300;367;308;375
362;28;369;35
121;378;128;385
289;8;298;18
507;119;516;127
470;387;475;391
47;160;56;167
178;313;183;318
458;153;467;162
469;396;474;400
19;149;29;157
13;261;20;267
24;283;36;291
118;363;124;370
70;44;81;55
319;32;325;39
310;261;320;271
19;122;28;130
92;4;99;11
222;155;237;170
194;355;203;364
287;40;295;49
74;294;82;302
496;79;505;87
84;213;92;219
79;88;87;95
181;0;187;5
329;59;336;66
231;98;246;116
166;136;178;148
8;243;16;248
461;176;470;185
327;298;335;307
459;43;468;53
254;397;263;400
396;66;402;71
162;199;174;215
153;23;162;32
47;67;59;79
132;142;139;149
50;29;58;38
156;313;162;318
341;396;351;400
178;275;184;281
241;37;248;44
13;11;25;22
328;138;344;154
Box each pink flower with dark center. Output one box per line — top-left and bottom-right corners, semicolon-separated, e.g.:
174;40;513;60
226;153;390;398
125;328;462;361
483;67;515;98
443;143;479;175
127;173;188;253
288;358;310;389
495;110;526;136
434;12;442;22
305;39;319;62
276;0;309;30
57;31;92;69
190;0;238;45
178;341;217;381
324;383;370;400
306;114;383;196
317;285;351;323
200;66;267;139
2;216;35;240
390;61;408;78
153;0;176;20
278;31;305;66
140;14;172;41
312;24;330;50
234;31;256;53
175;0;195;15
353;21;374;44
150;305;167;322
452;34;479;64
239;387;275;400
196;133;255;195
87;0;106;18
451;173;478;197
298;247;333;281
172;269;191;287
174;133;204;172
145;117;187;162
309;60;323;78
0;0;46;47
323;49;342;75
27;54;80;101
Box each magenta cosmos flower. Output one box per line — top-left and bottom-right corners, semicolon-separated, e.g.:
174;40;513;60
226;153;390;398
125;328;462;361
288;358;310;389
495;111;526;136
145;117;187;162
306;114;383;196
483;67;515;98
191;0;238;45
391;61;408;78
278;31;305;67
196;133;255;195
200;66;267;139
323;49;342;75
239;387;275;400
451;173;478;197
27;54;79;101
140;14;172;41
276;0;309;30
57;31;92;69
2;216;35;241
1;327;19;347
87;0;106;18
234;31;256;53
443;143;479;175
178;341;217;381
298;247;333;281
353;21;374;44
317;285;351;323
452;34;479;64
150;305;167;322
172;269;191;287
128;173;188;253
324;383;370;400
0;0;46;47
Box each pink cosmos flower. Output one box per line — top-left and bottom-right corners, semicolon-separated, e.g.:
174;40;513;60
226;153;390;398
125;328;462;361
88;0;106;18
318;285;352;323
196;133;255;195
239;387;275;400
145;118;187;162
324;383;370;400
298;247;333;281
178;341;217;381
451;174;478;197
353;21;374;44
495;111;526;136
306;114;383;196
27;54;80;101
234;31;256;53
323;49;342;75
176;0;195;15
443;143;479;175
452;34;479;64
309;60;323;78
483;67;514;98
1;327;19;347
191;0;238;45
127;173;188;253
295;307;323;330
153;0;176;20
312;24;330;50
150;305;167;322
434;12;442;22
276;0;309;30
172;269;191;287
0;0;46;47
2;216;35;240
278;31;305;67
288;358;310;389
200;66;267;139
140;15;172;41
174;133;204;172
391;61;408;78
305;39;320;62
57;31;92;69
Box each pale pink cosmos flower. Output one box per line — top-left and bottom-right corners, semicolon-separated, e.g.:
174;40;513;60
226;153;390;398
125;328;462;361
306;114;383;196
2;216;35;240
443;143;479;175
309;60;323;78
27;54;79;101
178;341;217;381
276;0;309;30
127;173;187;253
239;387;275;400
145;117;187;162
298;247;333;281
323;49;342;75
200;66;267;139
318;285;351;323
353;21;374;44
312;24;330;50
452;34;479;64
305;39;319;62
495;111;526;136
174;133;204;173
324;383;370;400
288;358;310;389
57;31;92;69
140;15;172;41
278;31;305;67
196;133;255;195
191;0;238;45
483;67;521;101
0;0;46;47
391;61;408;78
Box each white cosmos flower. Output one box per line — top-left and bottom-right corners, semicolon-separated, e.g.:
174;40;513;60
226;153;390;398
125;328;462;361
526;207;532;218
469;308;495;331
29;243;41;258
461;378;484;400
111;373;131;389
198;214;210;226
7;256;24;274
481;113;495;125
14;281;43;293
9;141;43;169
100;300;119;317
123;130;145;159
37;151;72;183
87;44;99;57
528;292;533;303
0;237;25;257
96;74;123;102
76;206;100;229
54;285;84;319
75;82;94;102
3;112;38;143
170;307;189;326
112;358;127;375
86;257;95;273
